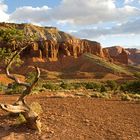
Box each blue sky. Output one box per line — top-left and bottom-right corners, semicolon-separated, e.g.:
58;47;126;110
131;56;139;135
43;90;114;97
0;0;140;48
5;0;61;13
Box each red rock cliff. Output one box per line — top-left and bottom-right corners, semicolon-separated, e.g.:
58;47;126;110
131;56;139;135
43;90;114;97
126;48;140;64
104;46;129;64
0;23;106;62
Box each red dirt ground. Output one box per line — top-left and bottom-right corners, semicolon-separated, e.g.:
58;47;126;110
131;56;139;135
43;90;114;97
0;93;140;140
0;74;25;85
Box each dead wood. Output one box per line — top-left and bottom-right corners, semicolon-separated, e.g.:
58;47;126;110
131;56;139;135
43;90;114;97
0;46;41;132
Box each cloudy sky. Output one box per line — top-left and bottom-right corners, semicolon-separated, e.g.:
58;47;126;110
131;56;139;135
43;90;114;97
0;0;140;48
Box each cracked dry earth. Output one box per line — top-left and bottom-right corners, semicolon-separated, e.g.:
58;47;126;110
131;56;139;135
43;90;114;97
0;93;140;140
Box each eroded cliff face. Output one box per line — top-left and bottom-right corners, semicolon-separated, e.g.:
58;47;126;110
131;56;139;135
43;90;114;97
1;23;139;65
126;48;140;64
81;39;105;57
104;46;129;64
0;23;106;62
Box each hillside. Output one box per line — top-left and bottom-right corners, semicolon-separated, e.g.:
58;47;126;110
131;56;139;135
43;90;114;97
12;53;134;81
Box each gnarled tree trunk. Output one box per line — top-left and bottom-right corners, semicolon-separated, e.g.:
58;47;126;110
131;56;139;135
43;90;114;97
0;47;41;132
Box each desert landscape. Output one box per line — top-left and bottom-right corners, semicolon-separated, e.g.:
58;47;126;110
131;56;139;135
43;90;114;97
0;22;140;140
0;0;140;139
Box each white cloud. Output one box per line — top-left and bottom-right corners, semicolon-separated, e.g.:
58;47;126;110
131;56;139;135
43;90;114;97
71;18;140;38
56;20;74;25
124;0;134;4
9;0;140;26
124;0;140;4
9;6;51;23
49;0;140;25
0;1;9;22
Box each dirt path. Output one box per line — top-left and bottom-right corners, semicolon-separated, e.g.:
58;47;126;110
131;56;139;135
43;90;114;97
0;94;140;140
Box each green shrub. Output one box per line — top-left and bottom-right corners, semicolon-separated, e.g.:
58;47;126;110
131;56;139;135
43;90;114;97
32;79;46;94
134;72;140;79
60;81;72;90
43;82;59;91
106;80;117;91
0;47;23;67
120;81;140;94
0;83;7;92
85;82;101;91
100;85;107;93
5;82;24;94
120;84;127;93
71;83;83;89
25;71;37;83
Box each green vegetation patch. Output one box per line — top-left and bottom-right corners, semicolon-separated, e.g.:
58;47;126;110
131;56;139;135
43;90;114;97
0;83;7;93
120;80;140;94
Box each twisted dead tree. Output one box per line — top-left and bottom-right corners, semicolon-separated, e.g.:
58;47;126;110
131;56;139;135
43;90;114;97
0;47;41;132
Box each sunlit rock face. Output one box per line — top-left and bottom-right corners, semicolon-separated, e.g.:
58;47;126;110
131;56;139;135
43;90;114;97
105;46;129;64
126;48;140;65
1;22;139;65
0;23;106;62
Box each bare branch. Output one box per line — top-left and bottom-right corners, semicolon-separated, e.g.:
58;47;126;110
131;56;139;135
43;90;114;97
5;44;41;102
0;103;29;113
6;46;30;87
17;66;41;101
30;66;40;89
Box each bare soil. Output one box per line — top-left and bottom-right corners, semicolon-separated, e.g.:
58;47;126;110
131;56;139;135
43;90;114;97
0;93;140;140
